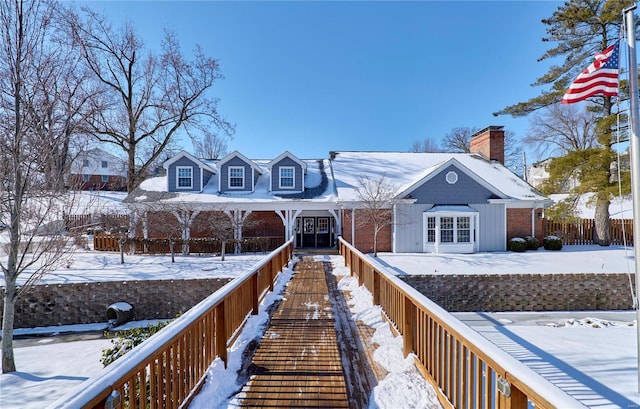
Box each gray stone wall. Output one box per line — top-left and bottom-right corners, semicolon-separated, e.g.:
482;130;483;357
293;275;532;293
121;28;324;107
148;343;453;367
1;278;231;329
400;273;634;312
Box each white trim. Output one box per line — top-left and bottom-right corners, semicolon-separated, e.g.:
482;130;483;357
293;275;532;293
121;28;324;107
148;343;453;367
176;166;193;189
423;209;479;254
228;166;245;189
279;166;296;189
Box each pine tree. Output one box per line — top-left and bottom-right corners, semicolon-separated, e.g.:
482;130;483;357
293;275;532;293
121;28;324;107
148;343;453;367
495;0;638;245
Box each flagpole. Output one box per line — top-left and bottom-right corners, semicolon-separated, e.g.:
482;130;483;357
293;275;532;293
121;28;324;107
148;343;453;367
623;4;640;395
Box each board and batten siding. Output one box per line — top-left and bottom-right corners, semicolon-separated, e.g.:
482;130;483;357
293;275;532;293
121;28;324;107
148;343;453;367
394;203;431;252
408;164;496;204
393;202;506;253
474;203;506;252
219;156;253;192
167;156;202;192
270;157;303;191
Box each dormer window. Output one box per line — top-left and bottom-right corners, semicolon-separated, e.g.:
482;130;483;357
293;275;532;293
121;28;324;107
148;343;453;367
279;166;295;189
229;166;244;189
177;166;193;189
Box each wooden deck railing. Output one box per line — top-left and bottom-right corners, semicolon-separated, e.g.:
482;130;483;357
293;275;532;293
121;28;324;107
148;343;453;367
338;237;584;409
53;239;294;409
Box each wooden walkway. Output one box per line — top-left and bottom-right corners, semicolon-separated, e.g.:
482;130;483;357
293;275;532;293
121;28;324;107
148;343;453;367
228;257;380;408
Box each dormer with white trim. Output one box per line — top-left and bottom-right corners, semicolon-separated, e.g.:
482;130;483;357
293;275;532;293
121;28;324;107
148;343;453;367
217;151;263;193
163;151;216;193
267;151;307;193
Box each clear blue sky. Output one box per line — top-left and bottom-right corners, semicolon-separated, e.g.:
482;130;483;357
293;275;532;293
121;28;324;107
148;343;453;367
81;0;564;169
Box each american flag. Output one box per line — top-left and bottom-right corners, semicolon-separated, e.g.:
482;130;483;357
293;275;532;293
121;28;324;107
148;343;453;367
562;42;620;104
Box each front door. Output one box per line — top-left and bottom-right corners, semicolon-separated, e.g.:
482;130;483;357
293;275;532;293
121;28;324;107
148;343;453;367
316;217;330;247
302;217;316;247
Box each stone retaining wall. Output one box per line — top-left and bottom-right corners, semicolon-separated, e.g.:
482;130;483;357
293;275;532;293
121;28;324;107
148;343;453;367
1;278;231;329
400;273;634;312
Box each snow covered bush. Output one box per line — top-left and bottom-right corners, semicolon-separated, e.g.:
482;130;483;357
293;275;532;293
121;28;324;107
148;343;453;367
101;320;172;367
543;235;563;251
508;237;528;252
525;236;539;250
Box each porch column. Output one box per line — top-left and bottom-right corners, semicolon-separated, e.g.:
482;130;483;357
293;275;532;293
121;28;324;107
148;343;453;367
275;209;302;243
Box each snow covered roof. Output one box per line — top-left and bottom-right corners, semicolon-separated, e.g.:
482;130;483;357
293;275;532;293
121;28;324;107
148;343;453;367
124;150;549;208
124;158;336;207
330;151;549;203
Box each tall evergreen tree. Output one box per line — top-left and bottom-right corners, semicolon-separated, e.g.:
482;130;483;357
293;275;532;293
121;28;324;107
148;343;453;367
494;0;638;245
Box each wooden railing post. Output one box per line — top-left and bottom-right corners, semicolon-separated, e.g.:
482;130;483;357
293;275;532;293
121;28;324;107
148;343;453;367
372;269;380;306
403;296;414;357
215;302;227;367
251;272;259;315
498;381;527;409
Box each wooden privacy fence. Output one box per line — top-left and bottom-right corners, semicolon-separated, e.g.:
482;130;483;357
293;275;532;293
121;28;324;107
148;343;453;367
53;239;294;409
338;237;583;409
64;213;129;231
93;234;285;254
543;218;633;246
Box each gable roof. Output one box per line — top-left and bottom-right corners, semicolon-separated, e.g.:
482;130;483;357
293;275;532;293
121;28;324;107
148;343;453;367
218;150;263;175
329;151;548;203
267;151;307;173
163;150;216;173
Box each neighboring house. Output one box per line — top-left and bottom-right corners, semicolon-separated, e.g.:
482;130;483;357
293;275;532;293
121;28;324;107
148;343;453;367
123;126;551;254
70;148;127;191
527;158;579;193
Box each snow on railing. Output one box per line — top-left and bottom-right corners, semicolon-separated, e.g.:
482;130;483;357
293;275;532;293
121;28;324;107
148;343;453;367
50;239;294;409
338;237;585;409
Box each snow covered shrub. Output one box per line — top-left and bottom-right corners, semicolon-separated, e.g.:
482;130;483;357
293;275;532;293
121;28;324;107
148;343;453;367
509;237;528;252
543;235;563;251
525;236;539;250
101;320;172;367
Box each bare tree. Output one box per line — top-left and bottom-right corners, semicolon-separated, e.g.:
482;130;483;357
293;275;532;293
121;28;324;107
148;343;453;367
0;0;89;373
409;136;441;153
190;130;229;159
525;104;599;158
68;9;235;192
442;126;475;153
355;175;398;257
440;126;522;171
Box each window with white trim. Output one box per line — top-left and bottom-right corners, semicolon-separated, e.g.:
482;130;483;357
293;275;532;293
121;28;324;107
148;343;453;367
101;161;108;168
423;209;478;254
176;166;193;189
101;175;109;183
229;166;244;189
279;166;295;189
82;174;89;182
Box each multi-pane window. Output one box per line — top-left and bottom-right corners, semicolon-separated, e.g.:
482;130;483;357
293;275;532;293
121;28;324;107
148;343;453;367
177;166;193;189
457;217;471;243
101;175;109;183
317;218;329;234
229;166;244;188
426;217;436;243
424;213;475;246
101;161;108;168
279;167;294;189
440;217;454;243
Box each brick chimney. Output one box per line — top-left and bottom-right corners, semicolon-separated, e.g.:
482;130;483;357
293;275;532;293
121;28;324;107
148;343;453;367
470;126;505;164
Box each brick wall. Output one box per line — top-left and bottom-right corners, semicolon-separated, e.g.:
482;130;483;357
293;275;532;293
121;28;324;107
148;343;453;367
1;278;230;329
506;208;545;243
341;209;392;254
400;273;633;312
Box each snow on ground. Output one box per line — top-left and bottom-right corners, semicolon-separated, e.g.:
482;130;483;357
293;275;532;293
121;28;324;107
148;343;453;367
0;251;264;287
1;246;639;408
375;245;636;275
548;193;634;219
